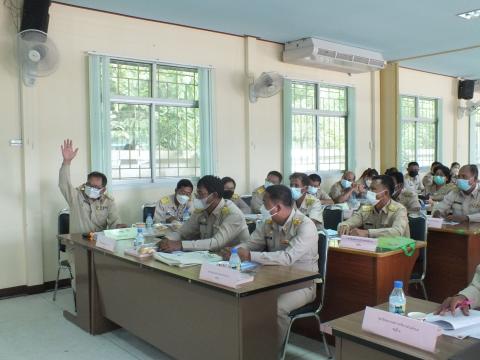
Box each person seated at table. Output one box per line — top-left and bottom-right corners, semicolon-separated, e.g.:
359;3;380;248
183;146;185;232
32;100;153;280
422;161;443;189
154;179;193;223
388;171;420;215
404;162;424;195
59;139;124;291
290;172;324;230
221;176;250;214
329;170;363;206
357;168;379;191
435;264;480;316
159;175;250;252
251;170;283;214
425;165;456;206
307;173;333;205
432;164;480;223
337;175;410;238
223;184;319;348
450;162;461;184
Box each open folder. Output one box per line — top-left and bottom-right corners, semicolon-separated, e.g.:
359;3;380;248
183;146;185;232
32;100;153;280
153;251;222;267
426;309;480;339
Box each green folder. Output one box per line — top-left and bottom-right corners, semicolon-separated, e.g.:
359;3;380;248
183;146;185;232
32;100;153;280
103;227;137;240
377;237;416;256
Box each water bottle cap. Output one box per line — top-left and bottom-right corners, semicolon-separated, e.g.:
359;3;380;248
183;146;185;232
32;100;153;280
231;247;238;254
137;227;143;233
394;280;403;288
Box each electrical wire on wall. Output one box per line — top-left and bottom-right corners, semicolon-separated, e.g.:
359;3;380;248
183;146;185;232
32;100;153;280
3;0;22;31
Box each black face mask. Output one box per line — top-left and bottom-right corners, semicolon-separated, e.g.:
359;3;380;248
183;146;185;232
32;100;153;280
223;190;234;199
408;171;418;178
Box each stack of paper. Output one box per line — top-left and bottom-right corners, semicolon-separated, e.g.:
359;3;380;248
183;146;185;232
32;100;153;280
426;309;480;339
154;251;222;268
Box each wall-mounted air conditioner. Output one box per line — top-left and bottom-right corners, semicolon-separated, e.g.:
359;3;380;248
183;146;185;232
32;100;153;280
283;38;386;73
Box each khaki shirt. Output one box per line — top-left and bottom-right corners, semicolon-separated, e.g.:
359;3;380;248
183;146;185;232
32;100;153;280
404;174;424;194
58;164;120;234
293;194;324;229
329;181;349;203
425;183;456;202
422;173;434;188
168;198;250;251
337;200;410;238
394;189;420;215
459;265;480;308
432;184;480;222
251;185;266;214
239;208;319;273
231;194;251;214
315;189;332;202
153;194;192;223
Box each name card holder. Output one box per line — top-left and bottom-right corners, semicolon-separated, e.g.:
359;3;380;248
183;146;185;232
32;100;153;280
340;235;378;252
199;263;254;288
362;307;442;353
95;233;116;252
427;217;443;229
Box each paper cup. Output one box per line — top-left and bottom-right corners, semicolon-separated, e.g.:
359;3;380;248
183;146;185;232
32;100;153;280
407;312;426;320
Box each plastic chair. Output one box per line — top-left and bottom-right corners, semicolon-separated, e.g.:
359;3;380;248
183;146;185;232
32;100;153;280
408;215;428;300
142;203;156;222
280;232;333;359
323;206;344;231
241;195;252;207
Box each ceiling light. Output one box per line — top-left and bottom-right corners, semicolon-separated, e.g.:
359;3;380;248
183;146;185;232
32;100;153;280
458;9;480;20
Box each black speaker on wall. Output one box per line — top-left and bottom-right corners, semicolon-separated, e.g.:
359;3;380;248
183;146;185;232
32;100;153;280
20;0;52;33
458;80;475;100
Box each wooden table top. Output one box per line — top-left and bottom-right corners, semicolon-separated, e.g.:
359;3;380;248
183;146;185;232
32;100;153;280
330;297;479;360
60;234;319;297
328;240;426;258
428;222;480;235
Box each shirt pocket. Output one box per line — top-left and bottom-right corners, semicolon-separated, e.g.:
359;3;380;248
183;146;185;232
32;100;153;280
93;206;109;225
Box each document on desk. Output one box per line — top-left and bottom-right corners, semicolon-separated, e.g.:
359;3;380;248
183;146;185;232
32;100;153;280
426;309;480;339
154;251;222;267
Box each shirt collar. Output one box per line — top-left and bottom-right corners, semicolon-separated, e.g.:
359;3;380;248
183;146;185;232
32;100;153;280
210;198;226;217
375;199;391;214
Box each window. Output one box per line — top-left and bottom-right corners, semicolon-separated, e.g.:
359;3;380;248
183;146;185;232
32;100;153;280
399;96;438;169
288;81;348;173
89;55;214;184
470;109;480;165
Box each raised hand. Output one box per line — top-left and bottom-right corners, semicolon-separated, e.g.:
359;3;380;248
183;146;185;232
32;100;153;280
61;139;78;164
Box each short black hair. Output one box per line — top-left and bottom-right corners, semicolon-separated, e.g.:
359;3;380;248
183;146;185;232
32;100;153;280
360;168;379;178
431;161;442;168
176;179;194;191
308;173;322;183
267;170;283;183
407;162;419;168
289;172;310;187
197;175;224;198
465;164;479;179
388;171;404;185
384;167;398;176
265;184;293;207
372;175;395;196
221;176;236;188
451;162;460;168
87;171;107;187
434;165;452;182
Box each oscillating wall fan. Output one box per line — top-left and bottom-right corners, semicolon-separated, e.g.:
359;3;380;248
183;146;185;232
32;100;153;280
458;100;480;117
249;72;284;103
17;29;59;86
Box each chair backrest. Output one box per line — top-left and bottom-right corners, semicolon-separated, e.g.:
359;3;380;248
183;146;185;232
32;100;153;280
142;203;156;222
408;215;426;241
317;231;330;310
241;195;252;207
323;207;343;230
58;209;70;253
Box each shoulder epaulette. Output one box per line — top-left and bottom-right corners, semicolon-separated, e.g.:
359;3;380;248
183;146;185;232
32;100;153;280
293;217;303;226
194;208;203;214
388;203;399;212
221;206;230;216
256;186;265;195
232;193;240;200
360;205;373;212
160;196;171;205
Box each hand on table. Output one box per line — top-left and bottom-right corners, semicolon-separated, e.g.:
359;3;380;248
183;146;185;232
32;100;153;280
236;247;251;262
435;295;469;316
446;215;469;223
338;225;349;236
349;228;369;237
158;239;182;252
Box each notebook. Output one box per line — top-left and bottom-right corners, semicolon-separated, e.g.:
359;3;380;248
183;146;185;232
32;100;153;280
426;309;480;339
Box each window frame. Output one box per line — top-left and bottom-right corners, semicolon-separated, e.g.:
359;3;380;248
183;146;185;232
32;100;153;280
88;54;215;188
398;94;440;171
469;108;480;165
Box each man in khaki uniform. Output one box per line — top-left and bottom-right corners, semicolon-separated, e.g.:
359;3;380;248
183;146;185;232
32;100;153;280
404;161;424;195
231;184;318;348
154;179;193;223
308;174;333;205
250;170;283;213
436;264;480;316
388;171;421;215
338;175;410;238
159;175;250;252
329;170;363;205
432;164;480;223
290;172;324;230
222;176;251;214
59;139;122;290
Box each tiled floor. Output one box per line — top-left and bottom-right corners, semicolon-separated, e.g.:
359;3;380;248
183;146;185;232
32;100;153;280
0;288;332;359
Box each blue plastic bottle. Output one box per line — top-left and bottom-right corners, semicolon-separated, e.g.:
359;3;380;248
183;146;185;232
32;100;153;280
389;280;406;315
229;248;241;270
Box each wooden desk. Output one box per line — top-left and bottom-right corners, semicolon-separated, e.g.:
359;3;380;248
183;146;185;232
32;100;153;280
330;297;479;360
61;234;318;360
294;241;426;340
426;223;480;303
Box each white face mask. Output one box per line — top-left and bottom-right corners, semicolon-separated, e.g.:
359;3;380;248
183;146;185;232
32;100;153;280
260;205;278;221
176;194;190;205
193;194;212;210
365;190;379;205
341;179;352;189
84;185;102;199
307;185;318;195
264;180;273;189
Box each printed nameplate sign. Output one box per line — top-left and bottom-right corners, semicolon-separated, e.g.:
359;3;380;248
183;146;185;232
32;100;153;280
340;235;378;252
427;217;443;229
95;233;116;252
362;307;441;353
199;263;253;288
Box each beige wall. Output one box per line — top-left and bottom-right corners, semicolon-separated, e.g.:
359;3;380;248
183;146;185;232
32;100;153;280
0;3;461;289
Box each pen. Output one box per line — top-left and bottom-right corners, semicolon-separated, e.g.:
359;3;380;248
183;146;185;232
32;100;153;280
456;299;473;309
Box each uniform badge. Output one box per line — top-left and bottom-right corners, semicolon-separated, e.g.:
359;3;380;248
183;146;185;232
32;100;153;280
160;196;171;205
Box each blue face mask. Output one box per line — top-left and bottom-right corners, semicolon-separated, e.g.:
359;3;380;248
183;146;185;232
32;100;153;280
433;175;446;186
264;180;273;189
290;187;303;200
457;178;472;192
341;179;352;189
307;185;318;195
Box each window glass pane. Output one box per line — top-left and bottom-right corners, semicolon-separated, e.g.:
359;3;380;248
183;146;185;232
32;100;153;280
318;86;346;113
418;99;436;120
157;66;198;101
416;122;436;167
318;116;346;171
400;121;416;169
110;61;151;97
473;110;480;165
110;103;151;180
155;106;200;178
401;96;416;118
292;83;316;110
291;114;316;172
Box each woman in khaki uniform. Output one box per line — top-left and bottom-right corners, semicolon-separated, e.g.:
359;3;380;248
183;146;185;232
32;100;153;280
426;164;456;206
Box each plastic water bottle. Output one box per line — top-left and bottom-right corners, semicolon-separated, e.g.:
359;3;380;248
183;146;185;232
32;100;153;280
389;280;406;315
135;227;145;249
145;214;153;235
182;208;190;222
229;247;241;270
420;200;427;218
